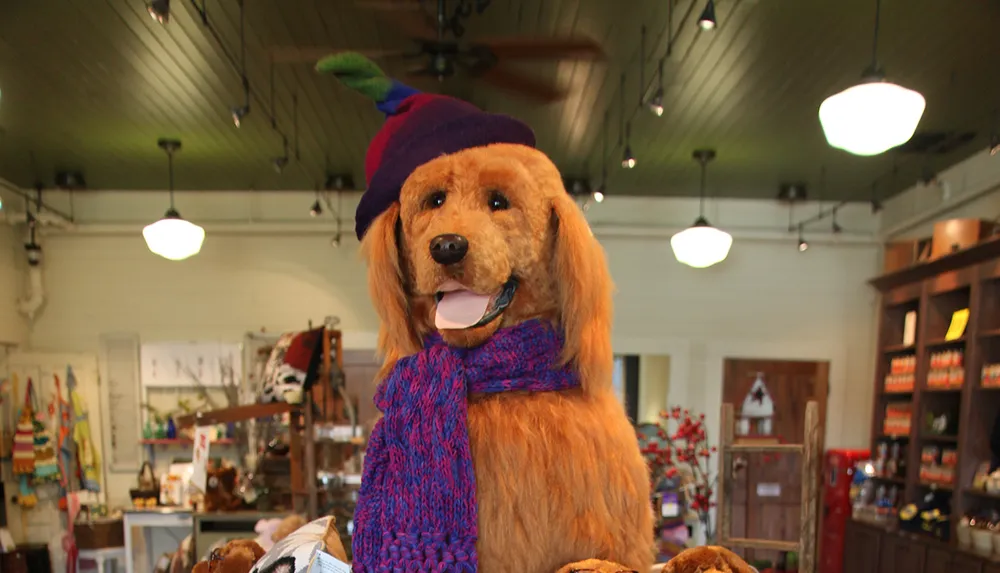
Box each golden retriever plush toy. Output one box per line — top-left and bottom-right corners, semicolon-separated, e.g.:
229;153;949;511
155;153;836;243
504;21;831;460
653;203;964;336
317;53;654;572
662;547;757;573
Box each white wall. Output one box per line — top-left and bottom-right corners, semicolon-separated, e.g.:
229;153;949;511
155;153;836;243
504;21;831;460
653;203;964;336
882;149;1000;240
7;188;881;511
0;224;26;345
637;354;671;424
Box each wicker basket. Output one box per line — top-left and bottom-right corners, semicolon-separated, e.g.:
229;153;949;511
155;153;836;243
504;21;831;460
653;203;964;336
75;509;125;550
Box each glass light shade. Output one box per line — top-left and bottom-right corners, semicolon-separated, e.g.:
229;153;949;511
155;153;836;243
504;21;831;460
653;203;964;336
670;217;733;268
142;209;205;261
819;79;926;156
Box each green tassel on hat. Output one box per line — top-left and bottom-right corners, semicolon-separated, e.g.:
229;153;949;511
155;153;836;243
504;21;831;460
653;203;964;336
316;52;395;103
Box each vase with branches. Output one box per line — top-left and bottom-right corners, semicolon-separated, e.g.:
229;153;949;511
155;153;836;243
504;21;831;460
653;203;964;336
637;406;718;544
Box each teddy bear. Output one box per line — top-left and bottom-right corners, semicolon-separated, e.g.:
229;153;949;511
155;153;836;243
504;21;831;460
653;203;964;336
191;516;347;573
661;546;758;573
192;539;266;573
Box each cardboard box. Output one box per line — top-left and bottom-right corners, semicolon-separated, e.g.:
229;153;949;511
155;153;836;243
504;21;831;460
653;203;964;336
883;238;932;273
931;218;996;259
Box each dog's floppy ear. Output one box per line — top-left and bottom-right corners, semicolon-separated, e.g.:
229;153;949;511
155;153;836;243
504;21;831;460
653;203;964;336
361;203;421;361
550;191;613;394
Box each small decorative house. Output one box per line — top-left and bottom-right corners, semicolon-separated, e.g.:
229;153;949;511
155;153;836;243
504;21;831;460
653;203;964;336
736;372;775;436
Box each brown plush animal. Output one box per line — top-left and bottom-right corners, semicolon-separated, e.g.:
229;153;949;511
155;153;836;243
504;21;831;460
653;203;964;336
662;547;757;573
192;539;266;573
363;145;655;570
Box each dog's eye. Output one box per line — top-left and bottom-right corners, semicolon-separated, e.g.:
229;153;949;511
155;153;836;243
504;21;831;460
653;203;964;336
487;191;510;211
425;190;447;210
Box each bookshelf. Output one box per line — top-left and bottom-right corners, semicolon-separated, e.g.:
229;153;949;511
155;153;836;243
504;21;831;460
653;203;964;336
864;238;1000;559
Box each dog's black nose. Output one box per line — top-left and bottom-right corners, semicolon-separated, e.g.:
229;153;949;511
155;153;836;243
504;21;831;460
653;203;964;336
429;233;469;265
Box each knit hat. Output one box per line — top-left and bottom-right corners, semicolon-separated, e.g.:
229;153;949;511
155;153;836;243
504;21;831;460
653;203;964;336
316;53;536;240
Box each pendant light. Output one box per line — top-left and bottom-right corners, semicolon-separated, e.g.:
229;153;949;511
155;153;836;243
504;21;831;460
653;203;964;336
670;149;733;268
697;0;717;30
142;139;205;261
818;0;925;156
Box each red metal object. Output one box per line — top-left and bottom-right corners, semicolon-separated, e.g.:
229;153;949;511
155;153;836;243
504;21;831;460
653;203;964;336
819;448;869;573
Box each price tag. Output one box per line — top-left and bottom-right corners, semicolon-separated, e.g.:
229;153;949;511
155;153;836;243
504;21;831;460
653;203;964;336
190;426;212;492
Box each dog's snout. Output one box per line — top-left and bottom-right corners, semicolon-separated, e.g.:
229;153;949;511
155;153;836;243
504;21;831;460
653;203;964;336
429;233;469;265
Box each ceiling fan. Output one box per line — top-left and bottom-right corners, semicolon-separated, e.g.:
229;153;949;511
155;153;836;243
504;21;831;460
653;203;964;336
269;0;605;103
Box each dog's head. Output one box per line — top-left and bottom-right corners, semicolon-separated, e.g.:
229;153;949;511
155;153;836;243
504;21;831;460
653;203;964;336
362;143;612;392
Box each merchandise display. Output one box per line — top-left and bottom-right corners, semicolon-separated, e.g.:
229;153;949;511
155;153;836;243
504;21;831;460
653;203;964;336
842;232;1000;570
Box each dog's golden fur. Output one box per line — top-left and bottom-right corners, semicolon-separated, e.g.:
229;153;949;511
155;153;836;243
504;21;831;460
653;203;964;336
362;143;654;572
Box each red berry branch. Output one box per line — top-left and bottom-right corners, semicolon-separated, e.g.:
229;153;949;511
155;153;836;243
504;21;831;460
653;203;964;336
637;406;719;541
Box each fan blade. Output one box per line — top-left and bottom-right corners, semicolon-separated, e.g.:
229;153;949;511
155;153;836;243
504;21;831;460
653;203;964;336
367;2;438;40
354;0;424;11
269;47;411;64
474;36;605;61
478;64;567;103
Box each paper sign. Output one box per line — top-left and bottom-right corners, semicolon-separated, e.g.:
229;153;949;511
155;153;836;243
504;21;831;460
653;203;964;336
756;483;781;497
190;426;212;492
945;308;969;341
903;311;917;346
308;550;352;573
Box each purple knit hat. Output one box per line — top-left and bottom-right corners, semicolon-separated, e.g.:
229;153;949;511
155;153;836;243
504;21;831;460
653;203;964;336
317;53;536;240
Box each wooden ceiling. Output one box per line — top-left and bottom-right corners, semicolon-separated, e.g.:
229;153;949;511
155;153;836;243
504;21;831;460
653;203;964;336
0;0;997;202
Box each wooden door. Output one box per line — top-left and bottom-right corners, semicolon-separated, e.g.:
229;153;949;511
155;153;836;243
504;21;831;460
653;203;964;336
723;358;829;566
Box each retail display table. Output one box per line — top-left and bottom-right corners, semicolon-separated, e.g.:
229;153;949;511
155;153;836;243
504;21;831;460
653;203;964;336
123;509;193;573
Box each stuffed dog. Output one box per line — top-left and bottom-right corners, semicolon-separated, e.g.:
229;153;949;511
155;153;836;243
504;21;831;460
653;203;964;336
318;53;654;572
662;547;757;573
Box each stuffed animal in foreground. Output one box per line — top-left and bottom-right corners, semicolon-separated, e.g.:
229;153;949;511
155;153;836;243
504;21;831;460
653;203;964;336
317;52;655;572
192;517;347;573
662;547;757;573
192;539;266;573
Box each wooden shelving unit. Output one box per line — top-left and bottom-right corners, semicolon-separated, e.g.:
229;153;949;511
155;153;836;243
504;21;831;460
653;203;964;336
855;239;1000;571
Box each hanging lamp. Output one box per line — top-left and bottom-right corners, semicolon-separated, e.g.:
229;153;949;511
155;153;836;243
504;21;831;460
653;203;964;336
142;139;205;261
818;0;925;156
670;149;732;268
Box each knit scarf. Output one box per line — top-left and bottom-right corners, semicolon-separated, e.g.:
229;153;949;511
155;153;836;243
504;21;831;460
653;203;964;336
352;319;580;573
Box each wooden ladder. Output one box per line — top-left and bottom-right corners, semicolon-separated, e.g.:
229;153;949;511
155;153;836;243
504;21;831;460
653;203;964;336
716;400;821;573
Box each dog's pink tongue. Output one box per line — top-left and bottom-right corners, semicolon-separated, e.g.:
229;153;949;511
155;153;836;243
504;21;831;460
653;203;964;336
435;289;492;330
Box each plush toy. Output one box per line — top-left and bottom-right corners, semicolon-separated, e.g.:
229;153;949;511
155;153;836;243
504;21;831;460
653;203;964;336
204;465;244;512
250;516;348;573
662;547;757;573
271;514;307;544
192;539;266;573
317;52;654;572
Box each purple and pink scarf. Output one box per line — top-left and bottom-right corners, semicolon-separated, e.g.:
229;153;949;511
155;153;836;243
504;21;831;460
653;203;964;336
352;319;580;572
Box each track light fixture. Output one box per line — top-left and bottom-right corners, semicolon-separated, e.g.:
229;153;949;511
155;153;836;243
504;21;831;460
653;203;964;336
797;227;809;252
310;196;323;217
324;173;355;191
231;1;251;128
231;104;249;128
697;0;717;30
272;137;289;174
617;74;635;169
990;112;1000;156
622;125;636;169
595;110;609;204
593;186;605;203
147;0;170;24
831;208;843;234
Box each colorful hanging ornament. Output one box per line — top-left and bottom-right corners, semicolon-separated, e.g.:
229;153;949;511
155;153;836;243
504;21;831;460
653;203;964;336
32;380;62;484
13;377;37;476
67;366;101;493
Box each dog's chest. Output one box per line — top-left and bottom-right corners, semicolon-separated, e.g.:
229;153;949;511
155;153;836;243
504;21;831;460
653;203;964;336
464;390;642;571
